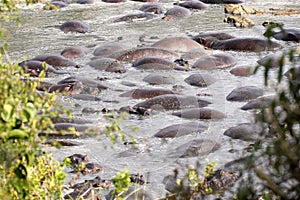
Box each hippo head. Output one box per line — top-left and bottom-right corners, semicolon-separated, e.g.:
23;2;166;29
198;37;220;48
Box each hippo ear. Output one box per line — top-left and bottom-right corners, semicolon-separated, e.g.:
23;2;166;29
198;38;206;45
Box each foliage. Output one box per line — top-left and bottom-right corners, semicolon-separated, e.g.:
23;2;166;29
111;169;132;199
236;24;300;199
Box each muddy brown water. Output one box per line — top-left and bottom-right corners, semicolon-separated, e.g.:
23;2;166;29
5;0;300;198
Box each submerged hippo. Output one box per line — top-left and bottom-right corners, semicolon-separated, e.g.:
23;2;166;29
272;28;300;42
172;108;226;120
192;53;236;69
139;3;165;14
133;94;212;111
93;42;128;57
172;139;220;158
192;32;235;42
181;48;207;60
154;122;207;138
132;56;177;70
87;57;126;73
32;54;78;67
102;0;126;2
226;86;264;101
240;95;276;110
143;73;177;85
163;6;191;20
113;12;157;23
198;37;282;52
200;0;244;3
176;0;208;10
224;123;263;141
113;47;178;61
184;73;217;87
61;46;89;58
120;88;176;99
230;66;255;77
257;53;286;68
60;20;89;33
151;36;204;52
19;60;68;77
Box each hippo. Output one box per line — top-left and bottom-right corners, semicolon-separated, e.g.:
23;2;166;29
198;37;282;52
66;153;88;168
70;94;102;101
240;95;276;110
172;108;226;120
151;36;203;52
133;94;212;111
106;186;153;200
93;42;128;57
230;66;254;76
192;53;236;69
57;76;109;93
172;139;220;158
54;123;98;133
175;0;208;10
181;48;207;60
163;6;191;20
143;73;177;85
60;20;89;33
192;32;235;42
32;54;78;67
44;1;68;10
61;46;89;58
200;0;244;3
271;28;300;42
70;176;110;191
102;0;126;2
132;56;177;70
120;88;176;99
184;73;216;87
131;0;157;2
48;82;84;95
257;53;285;68
87;57;126;73
76;0;94;4
223;123;263;141
80;163;103;174
154;122;208;138
50;116;93;124
226;86;264;102
139;3;164;14
44;140;83;146
113;12;157;23
113;47;178;61
18;60;68;77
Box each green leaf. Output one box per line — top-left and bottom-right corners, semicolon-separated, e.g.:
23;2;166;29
7;129;28;140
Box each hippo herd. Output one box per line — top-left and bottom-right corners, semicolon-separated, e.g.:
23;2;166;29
13;0;300;199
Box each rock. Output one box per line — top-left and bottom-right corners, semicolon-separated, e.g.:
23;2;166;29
224;15;254;28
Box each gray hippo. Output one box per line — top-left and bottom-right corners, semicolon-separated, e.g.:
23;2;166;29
139;3;165;14
172;108;226;120
60;20;89;33
154;122;207;138
163;6;191;20
240;95;276;110
132;56;177;70
120;88;176;99
257;53;285;68
226;86;264;102
200;0;244;3
102;0;126;3
192;53;236;69
133;94;212;111
61;46;89;58
151;36;204;52
271;28;300;42
18;60;68;77
230;66;255;77
224;123;263;141
93;42;128;57
113;12;157;23
113;47;178;61
198;37;282;52
184;73;216;87
175;0;208;10
143;73;177;85
87;57;126;73
192;32;235;42
171;139;220;158
32;54;78;67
